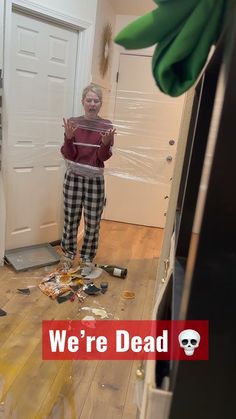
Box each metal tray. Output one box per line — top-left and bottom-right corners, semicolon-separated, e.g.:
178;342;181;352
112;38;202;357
5;243;60;271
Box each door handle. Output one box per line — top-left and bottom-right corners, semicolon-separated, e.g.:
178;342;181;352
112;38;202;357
166;156;172;162
161;258;170;283
169;139;175;145
136;362;145;379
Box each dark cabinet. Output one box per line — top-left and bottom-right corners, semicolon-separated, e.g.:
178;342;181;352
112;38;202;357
169;4;236;419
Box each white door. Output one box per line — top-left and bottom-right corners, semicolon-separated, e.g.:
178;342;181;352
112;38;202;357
104;54;184;227
5;12;78;249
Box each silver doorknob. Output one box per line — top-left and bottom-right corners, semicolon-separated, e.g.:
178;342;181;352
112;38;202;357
166;156;172;162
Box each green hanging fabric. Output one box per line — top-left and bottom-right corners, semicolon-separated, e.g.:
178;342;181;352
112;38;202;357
114;0;226;97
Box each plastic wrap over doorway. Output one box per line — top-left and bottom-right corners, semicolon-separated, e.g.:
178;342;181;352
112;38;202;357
8;87;184;185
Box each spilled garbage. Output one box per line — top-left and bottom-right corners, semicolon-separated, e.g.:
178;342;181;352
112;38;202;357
0;308;7;317
38;264;86;300
80;305;112;320
37;262;110;305
100;282;108;294
83;284;101;296
122;291;135;300
9;259;129;321
17;288;31;295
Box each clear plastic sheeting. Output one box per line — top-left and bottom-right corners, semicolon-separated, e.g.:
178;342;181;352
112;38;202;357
105;145;173;184
65;159;104;178
57;86;183;184
60;143;173;184
5;87;184;185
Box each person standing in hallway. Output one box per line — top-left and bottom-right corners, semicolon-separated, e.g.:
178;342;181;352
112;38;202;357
61;83;116;276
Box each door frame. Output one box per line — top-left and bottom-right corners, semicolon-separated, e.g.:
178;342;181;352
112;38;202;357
103;49;154;221
103;50;184;226
0;0;95;263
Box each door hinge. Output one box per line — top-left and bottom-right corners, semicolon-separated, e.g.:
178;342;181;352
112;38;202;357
116;71;119;83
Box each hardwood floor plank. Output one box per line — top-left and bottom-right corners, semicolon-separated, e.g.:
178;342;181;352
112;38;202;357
41;360;99;419
79;222;162;419
0;221;163;418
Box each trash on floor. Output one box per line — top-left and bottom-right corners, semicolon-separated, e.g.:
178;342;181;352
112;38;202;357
73;290;87;303
82;315;96;321
80;305;111;319
90;308;109;318
17;288;31;295
83;283;101;295
100;282;108;293
39;277;72;299
81;316;96;328
82;267;103;280
95;263;128;278
0;308;7;317
38;264;84;300
56;292;75;304
122;290;135;300
38;262;111;302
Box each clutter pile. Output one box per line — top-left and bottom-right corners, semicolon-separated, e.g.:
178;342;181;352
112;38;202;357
38;263;109;303
38;264;84;300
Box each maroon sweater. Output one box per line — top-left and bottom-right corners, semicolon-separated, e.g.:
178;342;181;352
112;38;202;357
61;116;113;168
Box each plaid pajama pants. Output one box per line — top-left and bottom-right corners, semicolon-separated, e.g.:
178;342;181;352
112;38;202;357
61;170;105;261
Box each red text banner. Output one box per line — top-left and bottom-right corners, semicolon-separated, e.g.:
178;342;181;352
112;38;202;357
42;320;208;360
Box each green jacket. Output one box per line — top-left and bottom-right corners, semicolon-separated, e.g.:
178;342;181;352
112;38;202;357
115;0;226;96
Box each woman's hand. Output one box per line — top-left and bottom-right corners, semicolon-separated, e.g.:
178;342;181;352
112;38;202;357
62;118;76;140
101;128;117;146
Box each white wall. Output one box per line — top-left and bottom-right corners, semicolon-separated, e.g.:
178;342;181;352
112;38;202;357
110;0;154;15
0;1;5;265
91;0;116;120
0;1;4;70
92;0;115;88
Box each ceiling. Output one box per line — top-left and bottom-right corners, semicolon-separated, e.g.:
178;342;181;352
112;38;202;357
109;0;155;16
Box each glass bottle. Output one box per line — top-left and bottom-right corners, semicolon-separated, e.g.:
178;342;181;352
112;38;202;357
95;264;127;278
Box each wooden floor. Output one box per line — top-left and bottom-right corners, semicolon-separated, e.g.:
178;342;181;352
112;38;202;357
0;220;163;419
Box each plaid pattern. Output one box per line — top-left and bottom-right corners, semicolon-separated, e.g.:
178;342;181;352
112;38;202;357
61;171;105;261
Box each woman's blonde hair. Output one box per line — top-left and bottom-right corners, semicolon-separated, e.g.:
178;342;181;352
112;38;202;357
82;83;103;102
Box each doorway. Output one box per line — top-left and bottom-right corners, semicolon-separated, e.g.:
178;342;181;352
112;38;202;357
104;53;185;227
4;12;78;250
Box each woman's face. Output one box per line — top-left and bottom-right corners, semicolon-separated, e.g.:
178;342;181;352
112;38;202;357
82;90;102;119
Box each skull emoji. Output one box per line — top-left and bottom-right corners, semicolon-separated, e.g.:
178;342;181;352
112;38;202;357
178;329;201;356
